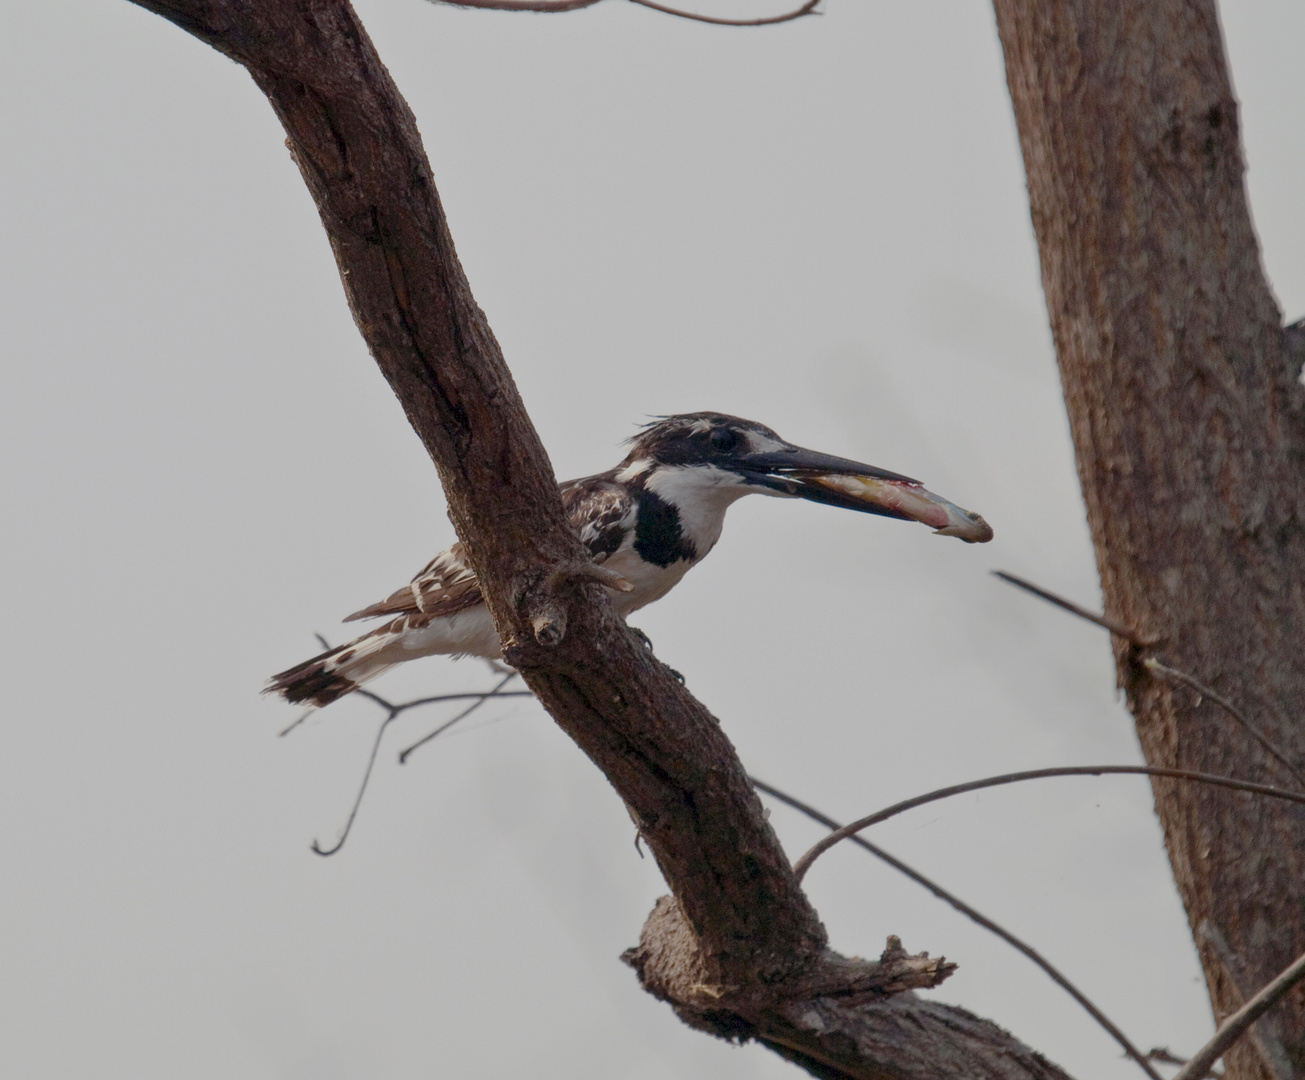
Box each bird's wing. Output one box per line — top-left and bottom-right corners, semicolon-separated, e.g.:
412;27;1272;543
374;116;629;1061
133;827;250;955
343;541;483;622
563;474;636;563
344;475;634;624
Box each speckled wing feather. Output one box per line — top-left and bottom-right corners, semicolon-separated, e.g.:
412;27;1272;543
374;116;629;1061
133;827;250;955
342;541;483;622
341;477;634;625
562;473;635;563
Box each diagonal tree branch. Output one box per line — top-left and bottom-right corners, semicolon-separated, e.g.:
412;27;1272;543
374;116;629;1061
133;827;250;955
1171;951;1305;1080
754;778;1165;1080
127;1;1075;1075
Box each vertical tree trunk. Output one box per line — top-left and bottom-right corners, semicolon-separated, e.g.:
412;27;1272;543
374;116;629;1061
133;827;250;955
992;4;1305;1077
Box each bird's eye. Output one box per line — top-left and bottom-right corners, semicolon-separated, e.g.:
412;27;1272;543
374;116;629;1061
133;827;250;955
710;428;738;452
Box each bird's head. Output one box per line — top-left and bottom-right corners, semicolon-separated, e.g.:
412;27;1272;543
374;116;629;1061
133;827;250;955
621;412;992;542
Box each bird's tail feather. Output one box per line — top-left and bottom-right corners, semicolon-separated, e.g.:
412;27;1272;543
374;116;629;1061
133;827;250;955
265;631;397;708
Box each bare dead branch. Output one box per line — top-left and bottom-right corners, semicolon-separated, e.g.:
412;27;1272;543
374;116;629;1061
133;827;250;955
290;647;526;854
382;689;535;712
995;572;1305;791
626;0;820;26
791;765;1305;883
1145;1047;1191;1068
130;2;1085;1072
278;708;316;738
993;570;1152;645
1171;951;1305;1080
435;0;600;10
1142;660;1305;790
753;778;1165;1080
311;707;399;856
1144;1047;1222;1077
431;0;822;27
398;671;519;762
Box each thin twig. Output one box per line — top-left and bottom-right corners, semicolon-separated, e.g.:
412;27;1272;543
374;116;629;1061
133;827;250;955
310;680;528;855
312;708;400;856
1143;659;1305;790
752;778;1166;1080
398;671;518;763
433;0;820;25
392;689;534;711
994;572;1304;789
276;638;531;738
1170;950;1305;1080
1143;1047;1221;1076
791;766;1305;882
1144;1048;1191;1068
993;570;1149;644
434;0;601;11
626;0;820;26
292;639;525;853
278;708;316;738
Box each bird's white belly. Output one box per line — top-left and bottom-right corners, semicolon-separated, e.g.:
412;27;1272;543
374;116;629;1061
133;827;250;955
384;544;698;663
393;605;503;659
604;547;697;617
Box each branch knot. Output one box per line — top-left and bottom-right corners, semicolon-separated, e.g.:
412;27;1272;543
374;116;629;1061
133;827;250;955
522;560;634;647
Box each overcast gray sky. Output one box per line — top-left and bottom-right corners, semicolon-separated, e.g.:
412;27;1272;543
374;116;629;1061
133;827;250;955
3;2;1303;1078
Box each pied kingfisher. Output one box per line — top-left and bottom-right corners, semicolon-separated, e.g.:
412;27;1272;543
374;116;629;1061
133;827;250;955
268;413;992;707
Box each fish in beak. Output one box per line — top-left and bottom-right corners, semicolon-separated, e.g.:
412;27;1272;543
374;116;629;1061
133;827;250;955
737;446;993;544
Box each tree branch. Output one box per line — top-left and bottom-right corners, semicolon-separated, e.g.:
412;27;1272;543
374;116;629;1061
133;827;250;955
791;766;1305;882
754;778;1165;1080
129;1;1074;1074
994;572;1305;791
431;0;823;27
1171;951;1305;1080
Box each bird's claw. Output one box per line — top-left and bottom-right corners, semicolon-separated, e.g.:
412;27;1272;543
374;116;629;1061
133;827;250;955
629;627;684;683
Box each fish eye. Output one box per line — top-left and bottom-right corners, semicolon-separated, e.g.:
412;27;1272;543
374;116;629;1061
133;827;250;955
710;427;738;451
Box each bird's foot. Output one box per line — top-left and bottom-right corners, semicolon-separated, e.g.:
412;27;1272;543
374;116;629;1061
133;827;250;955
629;627;686;685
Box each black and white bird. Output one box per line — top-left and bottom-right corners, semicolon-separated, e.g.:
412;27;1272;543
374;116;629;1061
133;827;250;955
268;412;991;708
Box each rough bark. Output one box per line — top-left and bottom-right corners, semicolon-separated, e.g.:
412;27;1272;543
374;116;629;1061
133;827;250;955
124;0;1078;1075
992;4;1305;1078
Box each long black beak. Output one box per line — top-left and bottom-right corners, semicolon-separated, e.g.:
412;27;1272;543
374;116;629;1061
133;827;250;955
737;445;993;543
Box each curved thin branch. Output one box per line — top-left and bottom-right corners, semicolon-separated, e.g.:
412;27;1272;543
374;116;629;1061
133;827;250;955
312;708;400;856
432;0;602;11
295;647;525;854
431;0;821;26
626;0;820;26
791;766;1305;883
1171;950;1305;1080
753;778;1164;1080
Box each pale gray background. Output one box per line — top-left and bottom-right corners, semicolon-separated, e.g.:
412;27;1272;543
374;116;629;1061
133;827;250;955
3;2;1302;1077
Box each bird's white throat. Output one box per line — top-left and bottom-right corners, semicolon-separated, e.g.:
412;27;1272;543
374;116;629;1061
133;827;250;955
643;463;754;559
